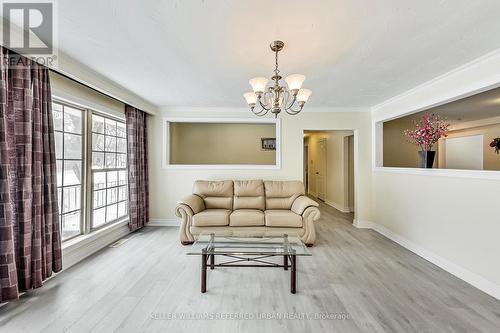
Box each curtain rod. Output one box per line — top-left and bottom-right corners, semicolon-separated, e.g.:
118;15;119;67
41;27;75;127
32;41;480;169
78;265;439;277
1;44;149;111
48;67;130;107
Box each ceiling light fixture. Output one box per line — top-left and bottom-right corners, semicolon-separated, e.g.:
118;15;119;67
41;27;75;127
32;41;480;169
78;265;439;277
244;41;312;117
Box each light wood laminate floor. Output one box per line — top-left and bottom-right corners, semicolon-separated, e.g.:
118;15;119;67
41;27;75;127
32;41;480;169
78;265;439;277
1;202;499;332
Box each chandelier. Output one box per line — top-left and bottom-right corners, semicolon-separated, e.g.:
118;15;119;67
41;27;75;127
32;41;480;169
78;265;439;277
243;40;312;117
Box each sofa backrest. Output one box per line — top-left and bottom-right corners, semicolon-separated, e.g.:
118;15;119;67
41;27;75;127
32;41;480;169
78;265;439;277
264;181;305;210
233;180;265;211
193;180;233;210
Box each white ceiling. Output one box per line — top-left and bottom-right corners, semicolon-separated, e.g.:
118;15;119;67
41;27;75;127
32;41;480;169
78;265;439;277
414;86;500;124
56;0;500;108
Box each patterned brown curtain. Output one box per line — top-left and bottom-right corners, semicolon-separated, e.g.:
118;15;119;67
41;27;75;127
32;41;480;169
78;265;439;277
125;105;149;231
0;47;62;303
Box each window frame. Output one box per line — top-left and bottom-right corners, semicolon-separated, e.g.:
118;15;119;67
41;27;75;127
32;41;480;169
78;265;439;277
88;110;129;231
53;100;87;242
53;98;129;241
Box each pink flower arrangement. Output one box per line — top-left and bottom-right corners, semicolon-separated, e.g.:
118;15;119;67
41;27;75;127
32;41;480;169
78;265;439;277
403;114;450;152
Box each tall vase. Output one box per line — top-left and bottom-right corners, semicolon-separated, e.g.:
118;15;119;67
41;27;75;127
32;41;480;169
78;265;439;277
418;151;436;168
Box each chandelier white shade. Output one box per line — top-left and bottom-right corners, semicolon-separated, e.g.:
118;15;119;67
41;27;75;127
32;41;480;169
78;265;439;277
243;41;312;117
284;74;306;91
297;88;312;103
249;77;269;94
243;92;258;105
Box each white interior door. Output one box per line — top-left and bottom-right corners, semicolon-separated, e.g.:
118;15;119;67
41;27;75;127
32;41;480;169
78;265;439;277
316;138;327;200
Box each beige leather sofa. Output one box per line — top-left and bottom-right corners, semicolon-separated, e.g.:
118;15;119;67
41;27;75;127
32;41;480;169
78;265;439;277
175;180;320;246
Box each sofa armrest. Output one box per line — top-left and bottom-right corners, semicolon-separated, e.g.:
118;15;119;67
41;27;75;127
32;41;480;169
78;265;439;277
178;194;205;214
291;195;319;215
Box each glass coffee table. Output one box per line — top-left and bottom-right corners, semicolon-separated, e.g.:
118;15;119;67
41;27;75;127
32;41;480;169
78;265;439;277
187;234;311;294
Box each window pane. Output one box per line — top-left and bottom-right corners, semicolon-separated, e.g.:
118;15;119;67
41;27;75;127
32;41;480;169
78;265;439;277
118;170;127;185
107;171;118;187
93;207;106;228
93;172;106;190
63;185;81;212
93;189;106;208
105;119;116;136
63;161;82;186
52;107;63;131
117;122;126;138
107;188;117;205
56;160;62;185
64;133;82;159
106;204;118;222
62;211;80;240
116;153;127;168
118;201;127;217
118;186;127;201
116;138;127;153
92;115;105;133
92;152;104;169
57;187;62;214
64;107;82;134
105;136;116;152
90;115;128;230
92;133;104;151
105;153;116;168
52;102;63;112
55;132;63;159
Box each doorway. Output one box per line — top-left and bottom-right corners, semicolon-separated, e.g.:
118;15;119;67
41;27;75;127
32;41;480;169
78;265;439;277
303;130;356;218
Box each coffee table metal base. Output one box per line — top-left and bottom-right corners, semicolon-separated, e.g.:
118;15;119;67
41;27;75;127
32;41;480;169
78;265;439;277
200;251;297;294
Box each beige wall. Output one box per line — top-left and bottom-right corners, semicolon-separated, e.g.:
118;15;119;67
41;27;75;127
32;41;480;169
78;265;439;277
306;130;354;211
383;116;439;168
169;122;276;165
148;108;371;222
439;122;500;171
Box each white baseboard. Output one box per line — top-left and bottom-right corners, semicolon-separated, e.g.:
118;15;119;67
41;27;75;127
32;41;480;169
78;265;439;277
325;200;351;213
62;221;130;269
148;218;180;226
353;219;500;300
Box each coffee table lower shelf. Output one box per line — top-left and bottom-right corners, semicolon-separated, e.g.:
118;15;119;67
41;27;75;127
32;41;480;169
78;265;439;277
200;251;298;294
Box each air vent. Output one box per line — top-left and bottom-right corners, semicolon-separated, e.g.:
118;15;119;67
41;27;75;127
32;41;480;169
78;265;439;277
109;238;130;248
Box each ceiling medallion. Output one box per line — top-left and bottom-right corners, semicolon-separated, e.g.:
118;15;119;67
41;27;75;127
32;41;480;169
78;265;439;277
244;40;312;117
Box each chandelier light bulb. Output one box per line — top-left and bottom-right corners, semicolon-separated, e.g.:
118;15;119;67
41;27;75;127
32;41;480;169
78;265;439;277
296;89;312;103
285;74;306;92
249;77;268;93
243;92;257;105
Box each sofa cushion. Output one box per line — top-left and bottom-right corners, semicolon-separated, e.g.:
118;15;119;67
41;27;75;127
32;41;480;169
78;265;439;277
264;210;302;228
264;181;305;210
192;209;230;227
193;180;233;209
233;180;265;210
230;209;265;226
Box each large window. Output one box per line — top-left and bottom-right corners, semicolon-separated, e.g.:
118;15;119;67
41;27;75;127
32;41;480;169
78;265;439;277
53;101;128;241
91;115;128;228
53;102;84;240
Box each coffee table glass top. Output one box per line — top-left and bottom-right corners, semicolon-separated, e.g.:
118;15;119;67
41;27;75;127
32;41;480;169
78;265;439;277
186;234;311;256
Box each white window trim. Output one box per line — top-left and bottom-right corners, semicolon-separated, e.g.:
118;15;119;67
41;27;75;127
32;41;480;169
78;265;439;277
52;98;130;242
371;83;500;180
162;117;281;170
